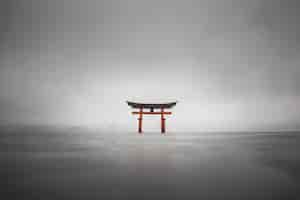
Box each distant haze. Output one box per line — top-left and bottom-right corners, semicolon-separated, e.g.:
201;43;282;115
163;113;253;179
0;0;300;131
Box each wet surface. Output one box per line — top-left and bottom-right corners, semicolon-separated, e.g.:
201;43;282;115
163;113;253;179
0;127;299;200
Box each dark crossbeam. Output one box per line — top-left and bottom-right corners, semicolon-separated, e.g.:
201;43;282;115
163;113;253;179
126;101;177;109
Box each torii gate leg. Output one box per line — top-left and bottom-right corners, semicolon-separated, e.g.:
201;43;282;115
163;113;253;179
161;108;166;134
138;107;143;133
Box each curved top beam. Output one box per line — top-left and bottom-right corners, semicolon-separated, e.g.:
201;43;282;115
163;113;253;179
126;101;177;109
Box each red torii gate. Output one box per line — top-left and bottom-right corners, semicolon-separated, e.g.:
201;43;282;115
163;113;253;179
126;101;177;134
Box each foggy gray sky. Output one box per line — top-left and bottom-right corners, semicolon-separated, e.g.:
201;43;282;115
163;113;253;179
0;0;300;131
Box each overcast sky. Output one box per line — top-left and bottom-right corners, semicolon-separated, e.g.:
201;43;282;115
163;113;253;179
0;0;299;131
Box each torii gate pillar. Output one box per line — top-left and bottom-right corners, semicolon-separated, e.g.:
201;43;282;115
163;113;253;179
138;108;143;133
161;108;165;134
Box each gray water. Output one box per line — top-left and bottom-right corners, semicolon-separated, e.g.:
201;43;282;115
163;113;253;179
0;126;299;200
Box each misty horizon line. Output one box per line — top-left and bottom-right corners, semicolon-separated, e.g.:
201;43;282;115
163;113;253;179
0;123;299;134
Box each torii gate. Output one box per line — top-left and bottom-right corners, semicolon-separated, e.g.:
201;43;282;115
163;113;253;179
126;101;177;134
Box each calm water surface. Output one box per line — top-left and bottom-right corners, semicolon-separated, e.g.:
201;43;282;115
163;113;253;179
0;127;299;200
